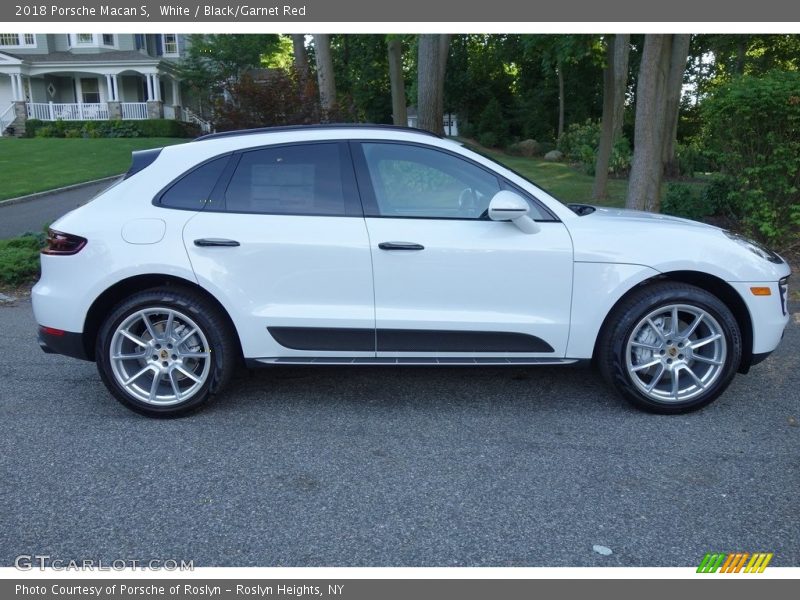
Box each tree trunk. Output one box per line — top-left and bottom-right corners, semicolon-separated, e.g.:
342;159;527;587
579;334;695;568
417;34;443;134
387;38;407;126
592;34;630;201
438;34;451;81
313;34;336;118
291;35;309;81
661;34;691;178
626;34;671;212
557;60;565;138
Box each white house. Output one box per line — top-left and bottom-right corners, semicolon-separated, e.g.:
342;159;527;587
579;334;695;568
0;33;210;135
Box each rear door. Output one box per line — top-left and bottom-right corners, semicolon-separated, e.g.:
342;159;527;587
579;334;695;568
176;141;376;360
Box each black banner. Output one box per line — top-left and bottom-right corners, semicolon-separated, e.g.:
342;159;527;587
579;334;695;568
4;0;800;22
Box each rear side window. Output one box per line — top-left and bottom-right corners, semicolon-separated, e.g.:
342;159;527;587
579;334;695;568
158;155;231;210
224;143;348;216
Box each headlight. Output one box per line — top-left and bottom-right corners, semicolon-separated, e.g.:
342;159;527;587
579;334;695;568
723;231;784;264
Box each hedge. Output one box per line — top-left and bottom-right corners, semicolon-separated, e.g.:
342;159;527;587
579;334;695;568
25;118;200;139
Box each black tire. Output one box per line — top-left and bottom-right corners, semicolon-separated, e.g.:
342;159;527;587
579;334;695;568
597;282;742;414
96;286;238;417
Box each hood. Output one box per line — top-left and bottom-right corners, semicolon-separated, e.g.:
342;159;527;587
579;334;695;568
580;205;718;229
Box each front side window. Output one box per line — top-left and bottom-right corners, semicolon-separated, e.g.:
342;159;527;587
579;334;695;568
224;144;348;216
361;143;501;219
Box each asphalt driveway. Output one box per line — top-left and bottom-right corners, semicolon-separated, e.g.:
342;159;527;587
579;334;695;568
0;298;798;567
0;178;119;239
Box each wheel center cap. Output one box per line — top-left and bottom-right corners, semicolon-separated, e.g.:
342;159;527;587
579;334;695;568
668;346;678;357
160;349;169;360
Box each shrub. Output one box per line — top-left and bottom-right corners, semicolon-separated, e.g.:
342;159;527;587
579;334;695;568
25;118;195;138
702;70;800;245
0;234;42;285
212;70;342;131
661;183;712;221
558;119;631;176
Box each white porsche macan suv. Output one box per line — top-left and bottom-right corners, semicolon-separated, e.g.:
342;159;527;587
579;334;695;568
32;125;791;416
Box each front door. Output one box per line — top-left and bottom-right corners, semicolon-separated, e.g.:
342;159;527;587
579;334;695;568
353;141;574;358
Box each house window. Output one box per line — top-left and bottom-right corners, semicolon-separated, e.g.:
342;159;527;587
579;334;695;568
70;33;115;47
81;78;100;104
162;34;179;56
0;33;36;48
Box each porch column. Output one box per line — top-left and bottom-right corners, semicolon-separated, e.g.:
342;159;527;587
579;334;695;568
105;74;114;101
171;78;181;105
10;73;23;101
111;74;119;101
9;74;18;101
152;74;161;101
145;73;153;101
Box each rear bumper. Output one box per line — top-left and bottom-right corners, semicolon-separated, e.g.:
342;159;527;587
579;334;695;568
37;326;90;361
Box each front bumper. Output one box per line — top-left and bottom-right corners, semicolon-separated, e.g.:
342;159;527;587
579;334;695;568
37;326;90;361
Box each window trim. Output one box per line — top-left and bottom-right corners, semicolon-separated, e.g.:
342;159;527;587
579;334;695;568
350;140;559;222
0;33;37;48
153;142;363;219
161;33;179;57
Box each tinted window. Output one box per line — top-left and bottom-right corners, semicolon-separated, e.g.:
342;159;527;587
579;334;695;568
362;143;501;219
158;155;230;210
224;143;347;216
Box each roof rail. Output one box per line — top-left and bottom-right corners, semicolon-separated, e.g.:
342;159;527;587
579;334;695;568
193;123;442;142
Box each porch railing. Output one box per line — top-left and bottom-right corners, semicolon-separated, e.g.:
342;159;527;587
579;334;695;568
121;102;148;120
0;103;15;135
27;102;109;121
184;107;213;134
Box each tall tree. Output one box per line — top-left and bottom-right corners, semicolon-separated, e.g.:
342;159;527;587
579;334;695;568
387;36;407;126
417;34;445;134
592;34;630;200
291;35;310;81
661;34;691;177
314;34;337;116
626;34;671;212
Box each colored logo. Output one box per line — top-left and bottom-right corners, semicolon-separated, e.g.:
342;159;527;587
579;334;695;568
697;552;773;573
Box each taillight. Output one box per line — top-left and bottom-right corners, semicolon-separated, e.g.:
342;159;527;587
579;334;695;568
42;229;87;255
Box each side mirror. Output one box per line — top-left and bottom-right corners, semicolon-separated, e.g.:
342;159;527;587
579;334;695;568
487;191;540;234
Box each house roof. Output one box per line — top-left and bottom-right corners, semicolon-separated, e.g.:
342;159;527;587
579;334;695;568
1;50;160;64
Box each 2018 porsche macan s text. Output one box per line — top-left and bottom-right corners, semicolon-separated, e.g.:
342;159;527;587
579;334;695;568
33;125;791;416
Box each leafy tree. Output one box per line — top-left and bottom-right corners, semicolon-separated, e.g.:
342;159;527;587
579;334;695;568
702;70;800;245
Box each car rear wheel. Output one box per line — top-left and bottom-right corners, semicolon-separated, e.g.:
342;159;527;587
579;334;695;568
598;282;742;414
96;287;237;417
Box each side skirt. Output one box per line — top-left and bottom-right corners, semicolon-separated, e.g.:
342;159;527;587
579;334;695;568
247;357;586;367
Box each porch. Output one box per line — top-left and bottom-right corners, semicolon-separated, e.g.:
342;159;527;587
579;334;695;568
0;55;212;134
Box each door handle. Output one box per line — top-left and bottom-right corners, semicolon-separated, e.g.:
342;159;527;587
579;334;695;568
378;242;425;251
193;238;240;247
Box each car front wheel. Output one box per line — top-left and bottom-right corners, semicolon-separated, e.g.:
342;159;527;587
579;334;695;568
598;282;742;414
96;287;237;417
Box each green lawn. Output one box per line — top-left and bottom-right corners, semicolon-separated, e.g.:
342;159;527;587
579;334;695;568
0;138;187;200
483;150;629;207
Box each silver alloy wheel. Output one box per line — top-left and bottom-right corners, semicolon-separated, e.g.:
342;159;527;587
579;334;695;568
625;303;727;403
108;307;212;406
